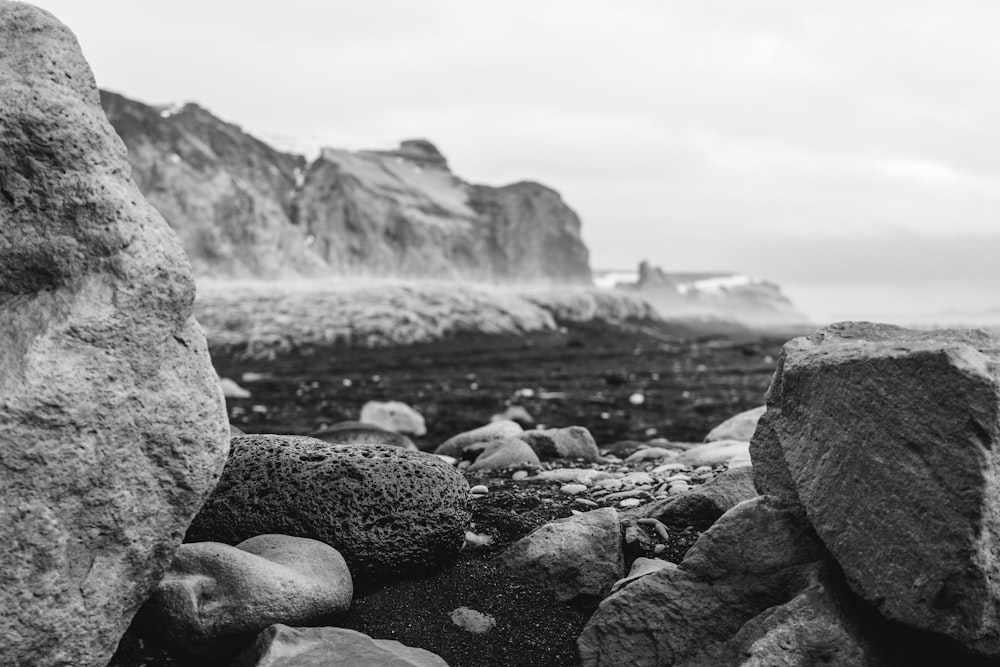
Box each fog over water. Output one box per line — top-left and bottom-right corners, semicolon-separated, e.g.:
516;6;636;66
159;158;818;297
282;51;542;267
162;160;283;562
39;0;1000;327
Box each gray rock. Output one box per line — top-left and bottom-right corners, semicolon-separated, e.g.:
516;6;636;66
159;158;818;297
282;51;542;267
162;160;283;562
629;466;758;529
518;426;601;461
675;439;750;468
466;437;541;471
232;624;450;667
434;420;524;458
705;406;766;442
360;400;427;436
500;507;624;608
751;322;1000;655
187;436;470;582
138;535;352;663
0;4;229;665
312;421;417;450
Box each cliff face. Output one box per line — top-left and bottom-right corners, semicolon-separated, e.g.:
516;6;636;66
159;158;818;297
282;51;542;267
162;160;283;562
101;91;591;283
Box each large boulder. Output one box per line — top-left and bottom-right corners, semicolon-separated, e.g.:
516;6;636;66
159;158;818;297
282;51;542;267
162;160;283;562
137;535;352;663
751;322;1000;655
0;4;228;666
187;436;471;581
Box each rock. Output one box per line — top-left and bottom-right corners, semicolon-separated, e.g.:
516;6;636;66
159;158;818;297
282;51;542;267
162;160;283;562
751;322;1000;655
465;437;541;471
629;466;758;529
609;557;673;594
491;405;534;424
680;496;827;580
624;446;678;462
518;426;601;461
675;439;750;468
220;377;252;399
187;436;470;581
535;468;615;484
578;495;828;667
704;406;766;442
232;624;450;667
360;400;427;436
312;421;417;450
449;607;497;634
434;420;524;458
0;5;229;666
137;535;352;662
500;507;624;608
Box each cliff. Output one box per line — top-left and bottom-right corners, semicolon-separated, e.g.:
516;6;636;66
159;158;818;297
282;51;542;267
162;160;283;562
100;91;591;283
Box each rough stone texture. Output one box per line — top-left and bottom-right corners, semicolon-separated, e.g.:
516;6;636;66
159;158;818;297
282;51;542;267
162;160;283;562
680;496;827;580
434;420;524;458
730;579;877;667
311;421;416;450
137;535;352;663
500;507;624;608
676;439;750;468
232;624;450;667
360;400;427;436
751;322;1000;655
466;437;541;471
705;406;766;442
186;436;470;581
518;426;601;461
0;5;229;666
578;496;828;667
628;466;758;529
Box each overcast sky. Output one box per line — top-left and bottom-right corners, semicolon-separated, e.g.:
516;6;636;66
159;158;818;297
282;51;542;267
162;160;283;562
37;1;1000;323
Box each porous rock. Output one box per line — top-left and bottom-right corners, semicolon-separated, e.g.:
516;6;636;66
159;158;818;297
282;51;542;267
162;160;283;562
0;4;229;665
500;507;624;608
704;406;766;442
312;421;417;450
187;436;470;581
434;419;524;458
466;437;541;471
628;466;758;530
518;426;601;461
360;400;427;436
232;624;450;667
751;322;1000;655
137;535;352;663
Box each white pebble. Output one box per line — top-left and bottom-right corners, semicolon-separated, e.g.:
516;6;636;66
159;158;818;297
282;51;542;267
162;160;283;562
654;544;666;555
469;485;489;495
619;498;643;508
668;482;690;495
628;392;645;406
561;483;588;495
574;498;598;508
511;470;529;481
694;465;713;474
435;455;458;466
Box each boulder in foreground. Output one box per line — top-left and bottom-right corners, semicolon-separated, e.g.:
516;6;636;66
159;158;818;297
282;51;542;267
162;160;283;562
0;3;229;665
752;321;1000;656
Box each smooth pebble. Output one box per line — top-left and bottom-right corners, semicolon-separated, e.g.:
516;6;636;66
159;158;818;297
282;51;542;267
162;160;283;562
560;483;588;495
619;498;643;508
511;470;529;481
469;485;489;495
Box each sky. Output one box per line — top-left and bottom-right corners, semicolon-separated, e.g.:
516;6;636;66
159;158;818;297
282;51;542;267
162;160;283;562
35;0;1000;324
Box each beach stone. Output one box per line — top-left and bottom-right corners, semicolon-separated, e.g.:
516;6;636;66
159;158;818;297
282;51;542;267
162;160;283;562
578;496;829;667
360;400;427;436
630;466;757;529
609;557;672;594
434;419;523;458
449;607;497;634
187;436;470;581
518;426;601;461
600;440;647;458
500;507;624;608
704;405;766;442
220;377;252;398
232;624;449;667
676;439;750;468
751;322;1000;655
466;436;541;471
624;446;678;462
491;405;534;424
312;421;416;450
0;4;229;665
137;535;352;662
